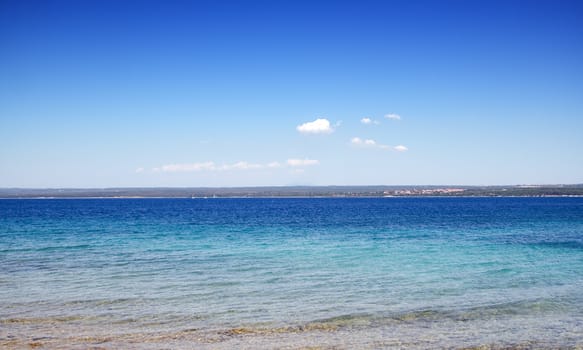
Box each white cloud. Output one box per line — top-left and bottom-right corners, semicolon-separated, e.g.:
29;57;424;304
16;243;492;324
351;137;406;151
160;161;266;172
351;137;379;147
361;117;379;125
154;159;319;172
297;118;333;134
135;167;144;173
267;162;283;168
222;161;263;170
161;162;217;172
287;158;320;167
385;113;402;120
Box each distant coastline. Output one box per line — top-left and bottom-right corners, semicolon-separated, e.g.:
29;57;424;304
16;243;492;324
1;185;583;199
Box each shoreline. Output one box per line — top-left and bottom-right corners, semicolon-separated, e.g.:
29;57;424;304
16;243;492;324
2;316;581;350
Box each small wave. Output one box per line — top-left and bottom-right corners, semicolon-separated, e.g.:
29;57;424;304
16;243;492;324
217;314;375;337
1;315;86;324
534;240;583;250
458;299;570;319
392;309;444;322
214;299;573;339
0;244;93;253
389;299;569;324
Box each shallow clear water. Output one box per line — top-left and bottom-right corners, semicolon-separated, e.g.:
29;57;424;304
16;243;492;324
1;197;583;349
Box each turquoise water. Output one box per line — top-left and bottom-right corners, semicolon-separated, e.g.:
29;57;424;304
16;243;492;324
1;198;583;348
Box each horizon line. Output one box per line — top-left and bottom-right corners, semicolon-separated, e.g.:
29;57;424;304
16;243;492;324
1;184;582;190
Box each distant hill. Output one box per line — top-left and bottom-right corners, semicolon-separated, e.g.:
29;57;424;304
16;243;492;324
1;185;582;198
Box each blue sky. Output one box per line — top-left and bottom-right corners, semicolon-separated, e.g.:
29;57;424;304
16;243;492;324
1;0;582;187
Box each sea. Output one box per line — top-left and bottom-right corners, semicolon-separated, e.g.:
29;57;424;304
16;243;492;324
1;197;582;349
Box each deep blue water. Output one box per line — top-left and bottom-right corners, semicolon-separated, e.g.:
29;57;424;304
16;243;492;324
1;197;583;348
